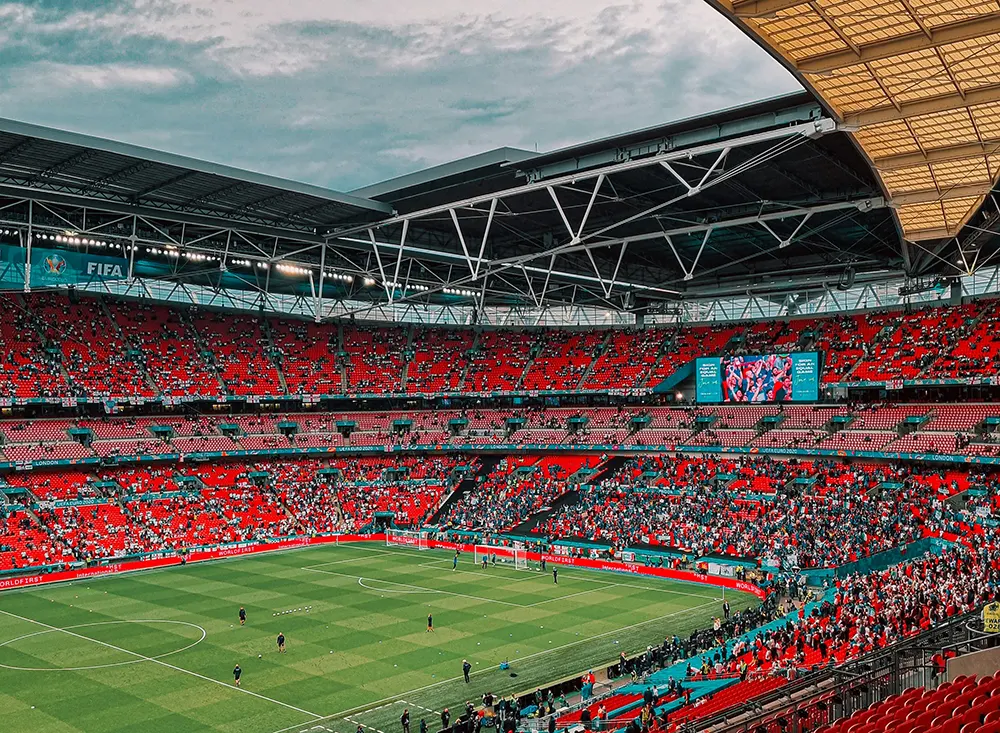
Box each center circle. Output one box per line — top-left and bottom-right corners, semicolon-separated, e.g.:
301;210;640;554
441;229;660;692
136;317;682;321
0;619;207;672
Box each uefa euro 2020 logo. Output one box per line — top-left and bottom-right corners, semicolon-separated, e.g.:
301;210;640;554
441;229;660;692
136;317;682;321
42;253;67;277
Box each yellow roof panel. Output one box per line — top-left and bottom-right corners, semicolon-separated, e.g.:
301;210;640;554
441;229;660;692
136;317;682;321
941;34;1000;90
757;11;852;58
907;108;979;149
856;119;923;156
896;200;949;230
943;194;987;229
821;0;925;45
971;103;1000;137
723;0;1000;239
881;163;938;192
870;50;960;102
907;0;1000;28
989;154;1000;177
811;65;893;111
930;155;992;188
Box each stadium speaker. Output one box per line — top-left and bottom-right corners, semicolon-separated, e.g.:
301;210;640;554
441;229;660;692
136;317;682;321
836;267;855;291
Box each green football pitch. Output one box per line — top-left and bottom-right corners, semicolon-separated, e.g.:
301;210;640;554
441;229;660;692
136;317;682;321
0;543;757;733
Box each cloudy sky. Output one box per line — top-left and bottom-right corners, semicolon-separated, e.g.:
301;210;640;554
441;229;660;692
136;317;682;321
0;0;799;192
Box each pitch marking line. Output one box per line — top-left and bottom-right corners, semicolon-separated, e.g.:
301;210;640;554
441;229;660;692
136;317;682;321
345;716;386;733
302;567;525;607
414;558;542;584
304;555;719;609
0;619;207;672
349;699;439;730
306;548;539;585
357;578;442;595
0;609;323;723
269;599;717;733
307;567;626;609
343;545;721;601
523;585;618;607
402;700;440;715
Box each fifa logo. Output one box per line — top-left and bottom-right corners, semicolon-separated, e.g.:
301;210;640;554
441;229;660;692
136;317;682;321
42;253;67;276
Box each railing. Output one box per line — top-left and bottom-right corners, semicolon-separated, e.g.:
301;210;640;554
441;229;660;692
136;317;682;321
674;610;993;733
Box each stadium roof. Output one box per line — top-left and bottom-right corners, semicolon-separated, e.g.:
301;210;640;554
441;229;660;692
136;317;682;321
706;0;1000;245
0;81;996;318
0;117;391;231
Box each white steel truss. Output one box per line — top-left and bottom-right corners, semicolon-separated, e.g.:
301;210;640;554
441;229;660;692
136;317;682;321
0;115;911;322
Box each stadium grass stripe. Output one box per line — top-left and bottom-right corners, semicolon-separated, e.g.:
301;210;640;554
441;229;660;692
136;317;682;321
0;544;757;733
0;608;323;722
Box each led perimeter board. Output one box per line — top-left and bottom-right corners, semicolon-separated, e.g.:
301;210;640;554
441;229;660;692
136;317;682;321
695;352;820;403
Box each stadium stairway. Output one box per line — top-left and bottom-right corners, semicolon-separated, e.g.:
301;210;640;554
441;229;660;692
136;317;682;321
584;455;629;485
506;488;580;536
506;456;628;536
427;456;502;525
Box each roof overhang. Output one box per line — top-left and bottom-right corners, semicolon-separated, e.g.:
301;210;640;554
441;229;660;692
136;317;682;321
704;0;1000;242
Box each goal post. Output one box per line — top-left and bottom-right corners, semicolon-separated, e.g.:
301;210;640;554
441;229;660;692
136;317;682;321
473;545;529;570
385;529;429;550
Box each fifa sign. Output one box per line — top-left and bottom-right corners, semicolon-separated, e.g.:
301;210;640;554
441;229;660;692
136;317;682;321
87;262;124;277
0;243;130;287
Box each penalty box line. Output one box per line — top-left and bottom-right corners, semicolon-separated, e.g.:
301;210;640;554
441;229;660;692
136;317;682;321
336;545;723;602
269;599;718;733
0;608;323;723
302;566;630;610
303;546;720;605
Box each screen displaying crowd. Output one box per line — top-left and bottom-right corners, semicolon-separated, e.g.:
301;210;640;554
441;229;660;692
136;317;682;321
723;354;795;403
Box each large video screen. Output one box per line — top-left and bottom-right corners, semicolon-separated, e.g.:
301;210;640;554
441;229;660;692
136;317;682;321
695;352;820;403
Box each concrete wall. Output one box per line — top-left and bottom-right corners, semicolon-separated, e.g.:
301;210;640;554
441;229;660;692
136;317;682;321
948;646;1000;681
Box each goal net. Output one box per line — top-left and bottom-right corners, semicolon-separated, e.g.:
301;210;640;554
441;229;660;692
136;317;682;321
473;545;529;571
386;529;429;550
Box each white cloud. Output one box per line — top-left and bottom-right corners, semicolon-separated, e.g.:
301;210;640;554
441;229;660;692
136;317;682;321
0;0;799;190
31;62;191;91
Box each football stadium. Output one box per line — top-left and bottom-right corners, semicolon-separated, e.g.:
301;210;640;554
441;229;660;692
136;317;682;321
1;2;1000;733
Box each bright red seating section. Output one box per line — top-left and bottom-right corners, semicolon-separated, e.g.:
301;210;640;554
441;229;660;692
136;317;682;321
464;331;539;392
816;675;1000;733
0;511;69;570
5;292;1000;400
192;312;282;395
0;294;67;399
581;330;662;390
406;328;474;393
109;301;221;398
667;677;788;729
29;293;155;399
269;319;342;396
343;326;407;393
815;313;895;383
521;330;604;391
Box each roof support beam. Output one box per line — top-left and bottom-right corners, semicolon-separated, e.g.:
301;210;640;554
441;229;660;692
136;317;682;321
325;117;838;242
27;149;101;184
729;0;809;18
133;171;199;200
799;13;1000;72
874;140;1000;170
890;183;994;205
90;161;157;190
845;85;1000;126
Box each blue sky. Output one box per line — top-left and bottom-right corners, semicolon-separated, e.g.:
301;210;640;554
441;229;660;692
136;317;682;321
0;0;799;192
